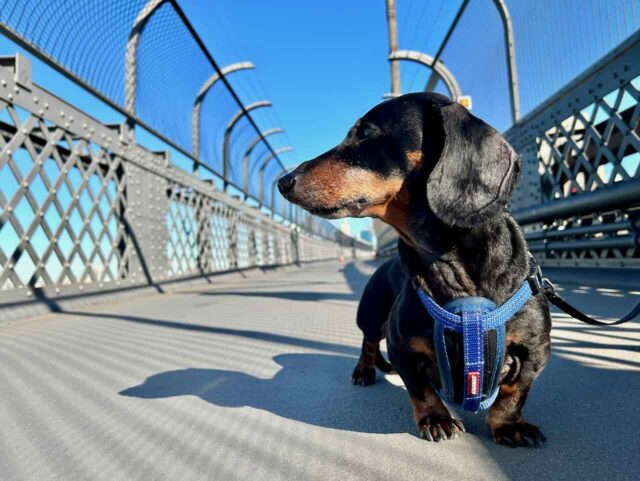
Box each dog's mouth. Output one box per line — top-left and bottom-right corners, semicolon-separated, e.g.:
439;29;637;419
302;197;378;219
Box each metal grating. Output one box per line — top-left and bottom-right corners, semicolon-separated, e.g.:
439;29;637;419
0;55;371;318
537;79;639;202
506;35;640;268
0;102;131;291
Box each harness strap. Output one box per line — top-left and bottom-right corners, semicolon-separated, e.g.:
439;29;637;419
414;257;637;412
417;281;533;411
417;281;533;329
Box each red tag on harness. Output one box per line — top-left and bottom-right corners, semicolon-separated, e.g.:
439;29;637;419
467;372;480;396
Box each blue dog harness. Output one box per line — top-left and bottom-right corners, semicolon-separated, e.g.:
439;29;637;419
416;280;533;412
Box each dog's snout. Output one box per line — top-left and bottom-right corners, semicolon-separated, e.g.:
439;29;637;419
277;172;298;195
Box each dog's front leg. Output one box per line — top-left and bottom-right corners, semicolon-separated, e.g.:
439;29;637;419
391;351;465;441
487;342;549;447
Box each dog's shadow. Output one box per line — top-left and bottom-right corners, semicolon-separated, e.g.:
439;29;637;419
120;353;414;435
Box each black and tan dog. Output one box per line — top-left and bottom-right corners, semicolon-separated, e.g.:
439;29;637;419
278;93;551;447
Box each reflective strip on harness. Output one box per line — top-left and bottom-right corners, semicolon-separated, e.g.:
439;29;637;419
462;310;483;411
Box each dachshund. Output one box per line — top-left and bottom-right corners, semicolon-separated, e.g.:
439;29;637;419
278;92;551;447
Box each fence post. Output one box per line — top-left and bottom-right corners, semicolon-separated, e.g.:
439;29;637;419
123;152;169;286
222;101;272;191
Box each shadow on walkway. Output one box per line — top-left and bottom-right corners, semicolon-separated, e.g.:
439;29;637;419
66;311;360;356
340;259;386;295
75;259;640;478
193;260;383;303
198;291;360;302
121;353;414;435
120;349;640;479
457;351;640;479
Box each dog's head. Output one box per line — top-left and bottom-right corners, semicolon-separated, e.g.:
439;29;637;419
278;92;519;235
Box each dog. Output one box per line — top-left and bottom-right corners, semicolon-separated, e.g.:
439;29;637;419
278;92;551;447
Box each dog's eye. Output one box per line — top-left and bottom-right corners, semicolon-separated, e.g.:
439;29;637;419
359;124;380;139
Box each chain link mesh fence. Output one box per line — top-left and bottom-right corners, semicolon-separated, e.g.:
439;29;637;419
0;0;319;218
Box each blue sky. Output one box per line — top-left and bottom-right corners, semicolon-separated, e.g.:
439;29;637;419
1;1;638;287
180;0;394;237
178;0;462;236
1;0;638;246
0;0;464;239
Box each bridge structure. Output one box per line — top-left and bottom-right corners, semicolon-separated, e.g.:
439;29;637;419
0;1;638;480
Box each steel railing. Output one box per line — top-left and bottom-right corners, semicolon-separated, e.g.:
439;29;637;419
0;55;371;320
376;32;640;269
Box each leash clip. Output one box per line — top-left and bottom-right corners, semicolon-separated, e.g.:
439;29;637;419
527;263;543;295
527;262;555;296
541;275;555;294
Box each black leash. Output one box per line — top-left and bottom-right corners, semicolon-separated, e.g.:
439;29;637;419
527;260;640;326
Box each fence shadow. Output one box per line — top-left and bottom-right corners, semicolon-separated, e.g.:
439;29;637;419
192;259;384;303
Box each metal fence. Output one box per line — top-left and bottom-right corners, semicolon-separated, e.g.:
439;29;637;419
0;55;370;320
0;0;313;218
394;0;640;131
507;33;640;268
378;0;639;269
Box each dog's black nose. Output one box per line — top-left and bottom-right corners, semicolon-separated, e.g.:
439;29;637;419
278;172;297;195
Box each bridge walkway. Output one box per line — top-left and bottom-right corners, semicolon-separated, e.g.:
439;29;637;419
0;260;638;481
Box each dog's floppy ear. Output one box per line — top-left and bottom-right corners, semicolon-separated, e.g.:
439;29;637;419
426;101;520;229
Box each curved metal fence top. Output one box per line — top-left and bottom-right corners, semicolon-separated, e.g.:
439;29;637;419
394;0;640;132
0;0;289;197
0;0;367;245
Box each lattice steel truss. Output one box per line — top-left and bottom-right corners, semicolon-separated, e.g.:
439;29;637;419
0;55;370;318
507;33;640;268
376;33;640;268
0;104;131;290
537;83;639;202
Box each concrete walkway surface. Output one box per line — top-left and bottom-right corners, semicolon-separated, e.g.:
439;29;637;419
0;260;638;481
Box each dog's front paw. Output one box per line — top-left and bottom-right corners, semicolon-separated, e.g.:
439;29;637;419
491;421;546;448
417;415;465;442
351;365;376;386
